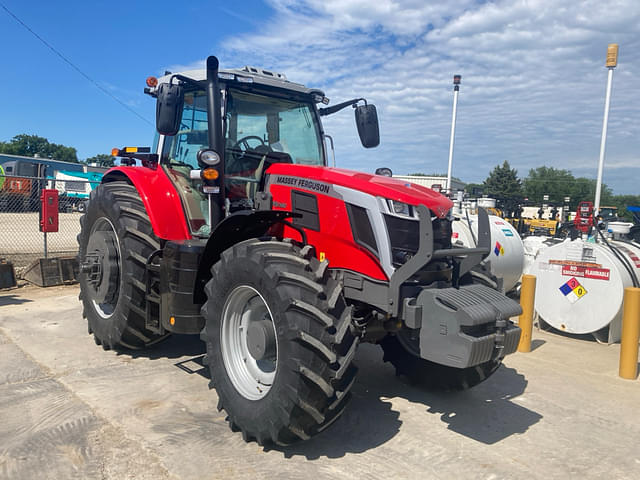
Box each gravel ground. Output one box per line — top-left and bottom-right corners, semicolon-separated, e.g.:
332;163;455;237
0;212;81;269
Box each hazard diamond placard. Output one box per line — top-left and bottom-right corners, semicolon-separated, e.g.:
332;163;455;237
559;277;588;304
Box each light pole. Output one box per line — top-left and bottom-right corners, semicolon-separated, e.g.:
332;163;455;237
446;74;461;195
594;44;618;217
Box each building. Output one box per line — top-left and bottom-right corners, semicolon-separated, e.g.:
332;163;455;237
392;175;466;193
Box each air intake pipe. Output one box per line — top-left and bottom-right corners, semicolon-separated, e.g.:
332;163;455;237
206;55;225;227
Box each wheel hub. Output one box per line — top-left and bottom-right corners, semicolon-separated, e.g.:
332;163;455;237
246;318;277;361
84;231;119;304
83;217;121;319
221;285;278;401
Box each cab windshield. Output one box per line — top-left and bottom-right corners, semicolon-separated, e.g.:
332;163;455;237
160;87;324;235
161;88;324;170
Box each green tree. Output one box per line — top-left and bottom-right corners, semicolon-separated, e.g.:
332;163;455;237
523;167;613;210
0;134;78;162
464;182;484;195
483;161;522;199
85;153;116;167
522;166;575;206
604;194;640;221
483;161;523;216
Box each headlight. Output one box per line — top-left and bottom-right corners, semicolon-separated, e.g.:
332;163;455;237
197;149;221;166
387;199;412;217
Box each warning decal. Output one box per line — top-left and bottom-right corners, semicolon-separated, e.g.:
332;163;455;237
615;244;640;268
502;228;514;237
561;265;610;281
559;277;588;304
494;241;504;256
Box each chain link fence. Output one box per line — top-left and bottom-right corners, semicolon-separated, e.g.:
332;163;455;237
0;175;90;276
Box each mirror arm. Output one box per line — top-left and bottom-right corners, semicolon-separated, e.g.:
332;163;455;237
319;98;365;116
169;74;202;89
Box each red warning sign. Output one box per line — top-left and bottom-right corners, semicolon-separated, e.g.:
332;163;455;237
561;265;610;281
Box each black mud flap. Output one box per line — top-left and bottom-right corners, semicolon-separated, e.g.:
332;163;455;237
413;284;522;368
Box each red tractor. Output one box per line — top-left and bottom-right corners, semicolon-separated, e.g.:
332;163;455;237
78;56;521;445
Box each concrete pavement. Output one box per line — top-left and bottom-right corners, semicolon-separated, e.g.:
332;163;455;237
0;284;638;479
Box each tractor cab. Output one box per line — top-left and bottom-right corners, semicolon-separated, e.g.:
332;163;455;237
157;82;325;235
145;60;379;237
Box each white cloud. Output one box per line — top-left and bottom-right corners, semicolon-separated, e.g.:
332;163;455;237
194;0;639;193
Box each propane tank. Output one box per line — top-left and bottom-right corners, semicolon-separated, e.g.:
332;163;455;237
452;214;524;292
529;238;640;343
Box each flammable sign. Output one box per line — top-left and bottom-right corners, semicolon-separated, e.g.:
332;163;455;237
559;277;588;304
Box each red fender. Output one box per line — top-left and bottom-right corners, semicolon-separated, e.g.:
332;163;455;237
102;166;191;241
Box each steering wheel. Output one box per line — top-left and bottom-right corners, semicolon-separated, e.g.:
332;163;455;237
230;135;269;161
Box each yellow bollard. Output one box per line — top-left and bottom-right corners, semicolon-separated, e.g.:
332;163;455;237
619;287;640;380
518;274;536;353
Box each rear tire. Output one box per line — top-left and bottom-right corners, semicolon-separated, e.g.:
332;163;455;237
201;239;358;445
380;333;502;391
77;181;167;350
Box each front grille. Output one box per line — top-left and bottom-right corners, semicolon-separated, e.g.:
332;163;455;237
384;214;419;254
384;213;452;264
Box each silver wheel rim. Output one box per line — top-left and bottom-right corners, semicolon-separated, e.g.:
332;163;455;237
221;285;278;400
89;217;121;319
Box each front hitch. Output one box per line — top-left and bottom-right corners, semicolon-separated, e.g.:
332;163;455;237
388;205;492;318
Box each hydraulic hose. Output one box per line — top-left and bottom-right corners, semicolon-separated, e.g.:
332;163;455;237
597;227;639;288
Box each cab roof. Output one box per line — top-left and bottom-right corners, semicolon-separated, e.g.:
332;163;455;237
155;66;325;98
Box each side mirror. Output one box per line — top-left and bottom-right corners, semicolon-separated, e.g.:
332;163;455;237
375;167;393;177
156;83;184;136
355;104;380;148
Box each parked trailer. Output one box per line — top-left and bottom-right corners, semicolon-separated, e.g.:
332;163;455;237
48;170;103;212
0;156;105;211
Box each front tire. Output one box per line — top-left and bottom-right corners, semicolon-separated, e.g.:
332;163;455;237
77;181;167;350
201;239;358;445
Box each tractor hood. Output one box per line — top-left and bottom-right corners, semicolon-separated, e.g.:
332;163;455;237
266;164;453;218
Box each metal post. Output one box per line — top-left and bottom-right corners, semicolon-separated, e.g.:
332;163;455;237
619;287;640;380
594;44;618;217
446;75;461;196
518;274;536;352
44;231;48;259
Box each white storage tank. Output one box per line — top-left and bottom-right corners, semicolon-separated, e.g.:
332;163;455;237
528;238;640;342
452;214;524;292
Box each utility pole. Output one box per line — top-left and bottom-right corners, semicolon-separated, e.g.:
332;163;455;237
446;75;461;196
594;44;618;217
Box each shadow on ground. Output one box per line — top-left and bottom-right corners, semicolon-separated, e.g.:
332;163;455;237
122;334;206;360
0;294;33;307
531;339;546;351
276;344;542;458
125;336;542;459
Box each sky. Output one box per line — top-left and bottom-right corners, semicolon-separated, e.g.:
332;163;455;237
0;0;638;194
